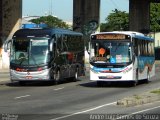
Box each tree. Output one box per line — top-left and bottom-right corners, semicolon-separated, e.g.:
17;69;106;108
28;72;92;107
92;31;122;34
100;9;129;32
30;15;70;29
150;3;160;32
101;4;160;32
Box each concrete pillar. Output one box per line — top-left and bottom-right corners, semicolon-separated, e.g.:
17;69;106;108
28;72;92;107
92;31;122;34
151;0;160;3
73;0;100;64
0;0;22;50
0;0;3;54
0;0;22;69
73;0;100;35
129;0;150;33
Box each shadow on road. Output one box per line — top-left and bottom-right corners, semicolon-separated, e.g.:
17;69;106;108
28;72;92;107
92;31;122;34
79;80;149;88
5;79;82;87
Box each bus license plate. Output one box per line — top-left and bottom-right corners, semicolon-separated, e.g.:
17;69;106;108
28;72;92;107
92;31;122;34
26;76;33;79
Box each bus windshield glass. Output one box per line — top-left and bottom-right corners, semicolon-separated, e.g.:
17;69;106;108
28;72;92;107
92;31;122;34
11;37;50;66
90;41;132;64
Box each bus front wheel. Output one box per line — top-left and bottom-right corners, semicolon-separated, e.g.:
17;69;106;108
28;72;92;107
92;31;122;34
19;81;26;86
145;70;150;84
132;70;139;87
97;81;104;87
54;70;60;84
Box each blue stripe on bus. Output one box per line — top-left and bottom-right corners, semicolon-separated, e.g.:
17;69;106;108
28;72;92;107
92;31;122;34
138;56;155;73
92;67;125;73
134;35;154;41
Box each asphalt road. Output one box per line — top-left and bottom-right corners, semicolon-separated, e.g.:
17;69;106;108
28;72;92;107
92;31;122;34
0;64;160;120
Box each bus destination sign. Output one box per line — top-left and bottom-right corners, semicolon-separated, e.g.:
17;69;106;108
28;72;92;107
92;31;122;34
96;34;126;40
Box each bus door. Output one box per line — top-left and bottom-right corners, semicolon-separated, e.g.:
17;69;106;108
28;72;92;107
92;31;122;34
55;52;69;79
67;52;75;77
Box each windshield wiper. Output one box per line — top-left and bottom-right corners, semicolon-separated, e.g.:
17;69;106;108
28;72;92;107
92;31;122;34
19;58;27;65
114;43;121;52
30;54;39;67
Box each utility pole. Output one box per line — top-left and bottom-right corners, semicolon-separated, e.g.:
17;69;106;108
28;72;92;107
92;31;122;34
49;0;53;15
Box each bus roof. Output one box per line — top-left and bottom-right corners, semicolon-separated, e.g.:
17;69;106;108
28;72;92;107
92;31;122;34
91;31;154;41
13;28;83;38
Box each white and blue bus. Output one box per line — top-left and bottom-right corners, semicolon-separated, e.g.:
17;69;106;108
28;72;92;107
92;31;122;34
89;31;155;86
5;28;84;85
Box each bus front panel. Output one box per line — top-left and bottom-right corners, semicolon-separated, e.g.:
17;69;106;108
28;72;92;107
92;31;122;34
90;63;134;82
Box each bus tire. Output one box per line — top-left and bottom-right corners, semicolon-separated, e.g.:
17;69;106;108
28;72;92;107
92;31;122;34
133;81;138;87
145;70;150;84
72;68;79;82
133;70;138;87
54;70;60;84
97;81;103;87
19;81;26;86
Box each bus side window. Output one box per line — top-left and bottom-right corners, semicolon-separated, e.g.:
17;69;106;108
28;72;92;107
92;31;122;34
56;34;63;53
18;53;25;58
134;39;138;56
55;54;66;65
67;52;74;64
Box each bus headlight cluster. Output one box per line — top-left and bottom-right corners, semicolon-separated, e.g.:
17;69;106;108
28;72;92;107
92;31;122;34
122;67;132;73
90;68;99;74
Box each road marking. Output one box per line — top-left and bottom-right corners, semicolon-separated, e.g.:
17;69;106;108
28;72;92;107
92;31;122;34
15;95;31;99
116;105;160;120
54;87;64;91
50;101;116;120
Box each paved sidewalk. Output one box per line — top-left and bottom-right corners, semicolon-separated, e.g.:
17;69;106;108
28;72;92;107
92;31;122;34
117;88;160;107
0;68;10;84
0;68;9;73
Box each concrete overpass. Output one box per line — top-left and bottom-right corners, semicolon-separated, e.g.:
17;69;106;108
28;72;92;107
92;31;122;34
0;0;159;68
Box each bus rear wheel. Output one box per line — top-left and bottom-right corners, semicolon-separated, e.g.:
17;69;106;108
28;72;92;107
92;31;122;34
72;68;79;82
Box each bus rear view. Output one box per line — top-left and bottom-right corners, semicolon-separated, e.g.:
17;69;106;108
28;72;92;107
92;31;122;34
89;31;155;86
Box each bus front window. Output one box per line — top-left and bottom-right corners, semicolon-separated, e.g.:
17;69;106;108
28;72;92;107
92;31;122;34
30;38;49;65
10;38;29;65
11;38;50;66
90;41;132;64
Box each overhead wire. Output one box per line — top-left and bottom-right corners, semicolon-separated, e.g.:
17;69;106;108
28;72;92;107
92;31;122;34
110;0;120;10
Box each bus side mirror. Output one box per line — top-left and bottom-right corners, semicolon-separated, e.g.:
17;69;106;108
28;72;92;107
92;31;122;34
132;52;136;63
50;39;54;52
86;48;90;55
87;51;90;55
4;39;12;52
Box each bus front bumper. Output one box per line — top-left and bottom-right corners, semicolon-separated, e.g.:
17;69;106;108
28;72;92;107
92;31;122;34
10;69;51;81
90;69;134;82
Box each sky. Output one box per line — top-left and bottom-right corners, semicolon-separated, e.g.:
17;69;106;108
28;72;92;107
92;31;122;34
23;0;129;23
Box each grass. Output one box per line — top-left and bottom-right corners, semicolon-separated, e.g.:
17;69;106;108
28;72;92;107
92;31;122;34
150;89;160;94
133;95;142;100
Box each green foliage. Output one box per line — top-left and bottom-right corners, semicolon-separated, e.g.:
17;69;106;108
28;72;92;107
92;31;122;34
100;9;129;32
101;4;160;32
30;15;70;29
150;3;160;32
150;89;160;94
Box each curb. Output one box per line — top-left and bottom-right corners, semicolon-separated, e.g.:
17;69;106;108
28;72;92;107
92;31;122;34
117;89;160;107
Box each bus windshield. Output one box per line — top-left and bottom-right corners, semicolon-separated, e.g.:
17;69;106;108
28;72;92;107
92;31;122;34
90;41;132;64
11;37;50;66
